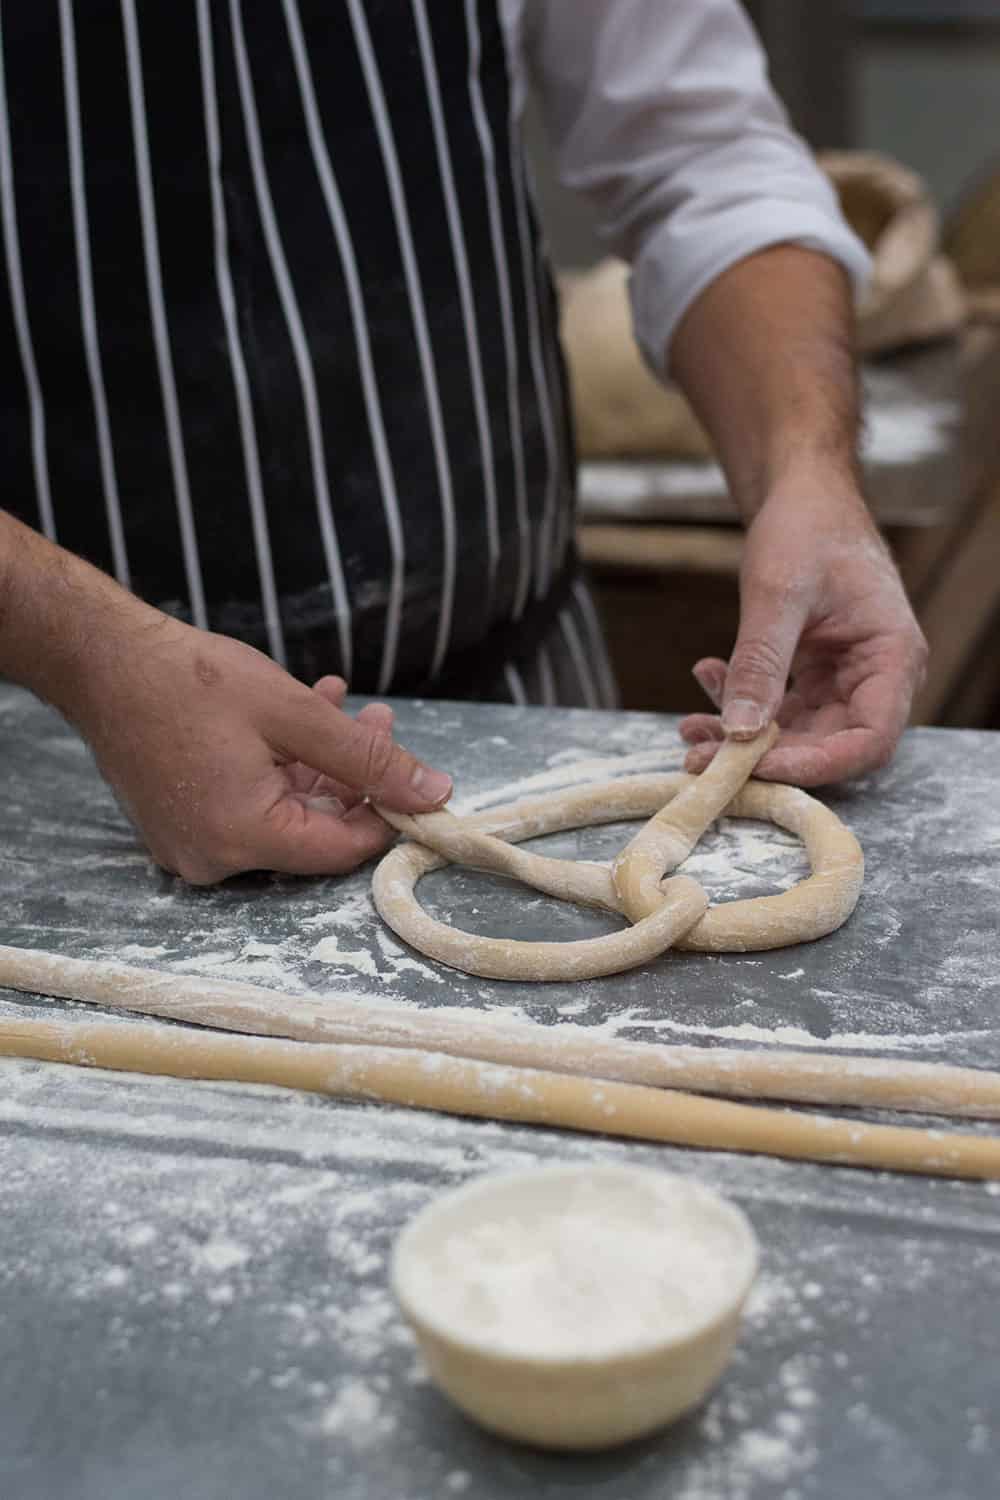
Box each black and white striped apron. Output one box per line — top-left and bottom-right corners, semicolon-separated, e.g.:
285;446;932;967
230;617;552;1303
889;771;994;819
0;0;616;708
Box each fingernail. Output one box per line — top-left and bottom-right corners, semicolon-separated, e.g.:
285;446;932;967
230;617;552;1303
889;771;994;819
410;766;453;805
722;698;766;737
302;794;347;816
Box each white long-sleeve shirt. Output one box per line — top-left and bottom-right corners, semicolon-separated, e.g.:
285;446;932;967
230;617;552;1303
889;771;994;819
502;0;871;372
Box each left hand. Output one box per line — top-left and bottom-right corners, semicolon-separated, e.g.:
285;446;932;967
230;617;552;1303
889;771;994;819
680;477;927;786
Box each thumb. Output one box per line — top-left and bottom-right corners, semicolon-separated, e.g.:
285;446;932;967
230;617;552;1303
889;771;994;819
721;586;807;739
275;693;453;812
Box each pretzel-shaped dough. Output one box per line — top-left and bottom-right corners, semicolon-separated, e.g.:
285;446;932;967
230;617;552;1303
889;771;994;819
373;728;864;981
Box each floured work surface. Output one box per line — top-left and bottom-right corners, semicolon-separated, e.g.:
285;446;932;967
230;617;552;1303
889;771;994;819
1;684;998;1500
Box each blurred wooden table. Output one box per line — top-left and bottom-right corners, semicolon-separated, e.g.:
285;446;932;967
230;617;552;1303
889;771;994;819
578;327;1000;725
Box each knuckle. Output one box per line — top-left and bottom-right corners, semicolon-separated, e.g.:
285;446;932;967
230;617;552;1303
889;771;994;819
730;634;787;682
361;729;396;793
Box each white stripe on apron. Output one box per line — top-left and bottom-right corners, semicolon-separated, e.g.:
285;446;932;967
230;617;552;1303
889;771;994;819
0;2;596;700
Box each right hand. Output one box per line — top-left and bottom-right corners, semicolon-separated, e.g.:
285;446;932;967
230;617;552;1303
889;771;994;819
68;617;453;884
678;477;926;786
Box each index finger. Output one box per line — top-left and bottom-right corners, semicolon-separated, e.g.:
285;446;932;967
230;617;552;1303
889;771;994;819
267;691;453;812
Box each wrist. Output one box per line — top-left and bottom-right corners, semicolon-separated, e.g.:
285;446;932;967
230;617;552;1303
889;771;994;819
752;462;875;535
759;431;862;498
729;429;863;524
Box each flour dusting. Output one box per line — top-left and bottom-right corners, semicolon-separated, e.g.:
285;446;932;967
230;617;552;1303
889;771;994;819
310;935;379;978
401;1173;752;1360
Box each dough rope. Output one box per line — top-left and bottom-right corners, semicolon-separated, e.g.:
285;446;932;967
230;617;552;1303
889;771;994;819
373;728;864;981
1;947;999;1179
613;727;781;920
1;945;999;1120
2;1011;999;1181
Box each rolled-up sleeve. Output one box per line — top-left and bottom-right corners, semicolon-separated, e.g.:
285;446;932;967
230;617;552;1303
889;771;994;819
515;0;872;373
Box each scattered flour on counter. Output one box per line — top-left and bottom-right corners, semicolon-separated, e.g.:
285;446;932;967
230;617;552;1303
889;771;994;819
374;930;406;958
300;890;374;933
327;1223;384;1279
169;950;235;968
682;1385;819;1499
117;943;171;961
195;1239;250;1274
375;928;443;983
318;1377;397;1447
309;935;379;978
731;1427;812;1483
323;1287;409;1363
579;1003;986;1055
121;1223;157;1249
682;821;806;898
169;946;303;988
743;1275;797;1327
779;1355;819;1409
239;940;285;960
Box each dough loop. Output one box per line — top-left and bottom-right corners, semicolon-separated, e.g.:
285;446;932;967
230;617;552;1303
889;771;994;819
373;730;864;981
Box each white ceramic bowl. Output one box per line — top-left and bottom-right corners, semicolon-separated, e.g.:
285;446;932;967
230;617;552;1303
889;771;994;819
391;1163;758;1450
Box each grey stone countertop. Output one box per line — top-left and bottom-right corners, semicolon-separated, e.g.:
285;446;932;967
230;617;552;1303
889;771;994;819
1;684;998;1500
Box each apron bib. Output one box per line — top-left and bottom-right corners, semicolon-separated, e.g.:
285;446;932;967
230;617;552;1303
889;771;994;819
0;0;579;694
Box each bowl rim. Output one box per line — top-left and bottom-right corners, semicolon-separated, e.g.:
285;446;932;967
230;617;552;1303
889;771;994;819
391;1162;759;1369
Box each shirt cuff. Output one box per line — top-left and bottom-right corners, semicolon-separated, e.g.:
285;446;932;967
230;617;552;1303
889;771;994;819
630;204;873;378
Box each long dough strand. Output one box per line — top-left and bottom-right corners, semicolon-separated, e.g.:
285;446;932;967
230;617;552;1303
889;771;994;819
1;1012;998;1181
613;724;779;921
1;946;999;1119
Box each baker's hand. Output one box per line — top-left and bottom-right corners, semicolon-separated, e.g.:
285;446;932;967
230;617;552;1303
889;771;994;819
680;479;927;785
71;622;452;883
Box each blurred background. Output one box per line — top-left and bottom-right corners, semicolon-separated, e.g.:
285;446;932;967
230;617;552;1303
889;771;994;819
531;1;1000;730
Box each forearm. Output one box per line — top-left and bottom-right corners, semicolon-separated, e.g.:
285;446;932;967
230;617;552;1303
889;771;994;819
669;245;925;777
669;245;863;520
0;509;167;723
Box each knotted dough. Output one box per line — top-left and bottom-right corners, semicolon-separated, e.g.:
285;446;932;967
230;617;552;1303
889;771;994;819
373;727;864;982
